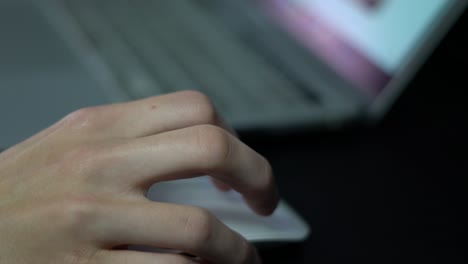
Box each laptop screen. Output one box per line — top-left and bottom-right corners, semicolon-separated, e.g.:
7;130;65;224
260;0;457;98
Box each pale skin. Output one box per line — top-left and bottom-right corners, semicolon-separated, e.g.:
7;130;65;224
0;91;279;264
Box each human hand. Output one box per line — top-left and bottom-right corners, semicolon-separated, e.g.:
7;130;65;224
0;91;279;264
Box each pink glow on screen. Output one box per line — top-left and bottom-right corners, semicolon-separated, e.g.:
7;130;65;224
260;0;391;97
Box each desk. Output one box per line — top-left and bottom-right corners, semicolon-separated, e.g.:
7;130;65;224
243;11;468;264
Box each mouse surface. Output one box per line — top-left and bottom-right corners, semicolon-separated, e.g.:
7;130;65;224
147;177;310;243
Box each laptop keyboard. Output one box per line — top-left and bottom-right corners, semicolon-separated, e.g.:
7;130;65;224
61;0;320;125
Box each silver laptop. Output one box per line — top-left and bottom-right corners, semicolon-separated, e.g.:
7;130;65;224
0;0;465;147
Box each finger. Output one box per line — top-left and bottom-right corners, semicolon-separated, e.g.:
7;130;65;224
211;178;232;192
106;124;278;215
94;201;261;264
63;90;236;139
95;250;198;264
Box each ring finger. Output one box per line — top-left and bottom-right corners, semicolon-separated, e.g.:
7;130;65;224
93;201;261;264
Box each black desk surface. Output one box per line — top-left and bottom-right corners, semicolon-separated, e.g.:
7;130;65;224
243;11;468;264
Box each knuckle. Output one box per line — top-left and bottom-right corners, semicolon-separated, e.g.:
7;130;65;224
192;125;231;170
61;107;101;131
62;198;97;223
50;197;100;235
183;207;215;247
180;90;219;125
180;90;211;105
63;145;97;169
65;144;97;161
61;144;111;176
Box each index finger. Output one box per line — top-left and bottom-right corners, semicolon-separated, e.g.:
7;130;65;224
67;90;237;139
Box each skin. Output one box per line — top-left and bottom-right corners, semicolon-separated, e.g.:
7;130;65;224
0;91;279;264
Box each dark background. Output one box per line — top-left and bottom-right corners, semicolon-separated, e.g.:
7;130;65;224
244;10;467;264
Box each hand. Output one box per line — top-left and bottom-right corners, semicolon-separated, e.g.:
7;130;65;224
0;91;279;264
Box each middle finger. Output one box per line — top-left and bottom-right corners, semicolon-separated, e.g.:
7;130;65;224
101;124;278;216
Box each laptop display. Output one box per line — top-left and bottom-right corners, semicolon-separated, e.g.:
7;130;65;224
261;0;458;97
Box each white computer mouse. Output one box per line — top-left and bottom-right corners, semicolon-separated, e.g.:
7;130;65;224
147;176;310;243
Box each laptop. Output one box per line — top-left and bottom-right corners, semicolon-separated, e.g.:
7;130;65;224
0;0;465;148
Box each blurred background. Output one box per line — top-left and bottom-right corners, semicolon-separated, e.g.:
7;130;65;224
1;0;467;263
